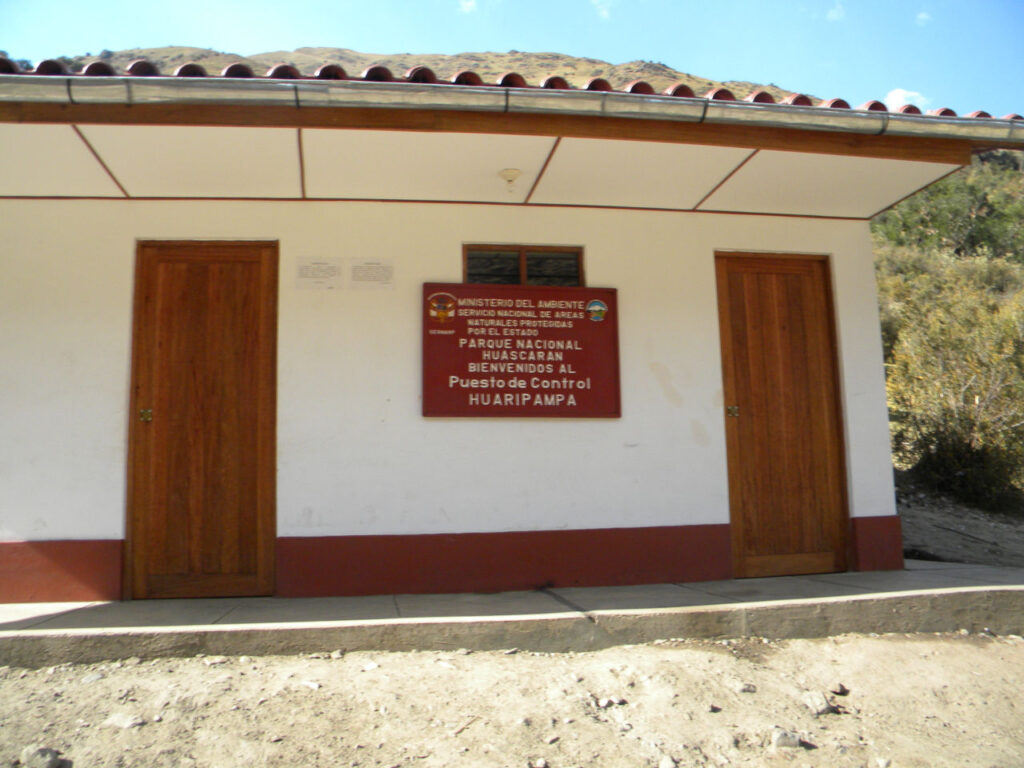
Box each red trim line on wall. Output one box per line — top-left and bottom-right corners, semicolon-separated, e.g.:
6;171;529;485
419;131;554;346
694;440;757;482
850;516;904;571
276;525;734;597
0;520;903;603
0;540;123;603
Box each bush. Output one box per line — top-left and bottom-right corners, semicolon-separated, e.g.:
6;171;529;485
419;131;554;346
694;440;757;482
873;150;1024;261
882;250;1024;508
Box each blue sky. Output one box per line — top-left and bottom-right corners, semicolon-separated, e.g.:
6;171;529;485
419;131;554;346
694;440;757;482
2;0;1022;117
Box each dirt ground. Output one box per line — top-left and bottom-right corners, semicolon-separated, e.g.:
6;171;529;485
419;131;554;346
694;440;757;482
4;482;1024;768
3;633;1024;768
896;472;1024;567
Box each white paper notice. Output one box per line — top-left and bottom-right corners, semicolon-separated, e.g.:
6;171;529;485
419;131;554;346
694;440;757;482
297;258;342;290
350;258;395;290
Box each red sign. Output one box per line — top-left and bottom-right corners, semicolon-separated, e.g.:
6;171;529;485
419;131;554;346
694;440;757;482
423;283;620;417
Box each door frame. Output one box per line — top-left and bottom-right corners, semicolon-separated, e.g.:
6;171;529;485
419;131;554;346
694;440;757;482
715;250;851;578
123;240;278;599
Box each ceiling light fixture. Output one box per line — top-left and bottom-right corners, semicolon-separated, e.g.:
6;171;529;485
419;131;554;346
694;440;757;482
498;168;522;193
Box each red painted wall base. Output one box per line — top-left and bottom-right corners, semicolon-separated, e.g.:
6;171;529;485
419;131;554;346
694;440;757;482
851;515;904;571
0;519;905;602
0;540;123;603
276;525;734;597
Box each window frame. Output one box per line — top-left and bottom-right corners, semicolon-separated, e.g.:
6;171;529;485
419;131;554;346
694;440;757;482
462;244;585;287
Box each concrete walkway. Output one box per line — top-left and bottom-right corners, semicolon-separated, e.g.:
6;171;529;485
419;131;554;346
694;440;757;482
2;559;1023;667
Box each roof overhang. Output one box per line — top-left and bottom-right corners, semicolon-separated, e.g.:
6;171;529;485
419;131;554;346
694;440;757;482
2;76;1020;217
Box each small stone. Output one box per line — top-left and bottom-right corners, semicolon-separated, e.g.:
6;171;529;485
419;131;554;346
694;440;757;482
81;671;104;684
239;656;251;664
802;691;837;717
330;650;345;659
301;680;321;690
103;712;146;729
770;727;801;749
362;662;379;672
739;683;757;693
658;756;677;768
504;648;519;655
203;656;228;666
19;745;62;768
546;735;559;744
876;759;892;768
597;697;614;709
530;759;548;768
709;704;722;713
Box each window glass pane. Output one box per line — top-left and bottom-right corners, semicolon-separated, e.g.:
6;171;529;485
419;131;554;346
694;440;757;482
466;251;520;284
525;252;580;286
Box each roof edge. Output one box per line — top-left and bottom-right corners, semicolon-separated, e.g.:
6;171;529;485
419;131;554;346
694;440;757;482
0;75;1019;153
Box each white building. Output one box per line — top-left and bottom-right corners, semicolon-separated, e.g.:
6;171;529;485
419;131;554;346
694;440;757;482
2;58;1021;601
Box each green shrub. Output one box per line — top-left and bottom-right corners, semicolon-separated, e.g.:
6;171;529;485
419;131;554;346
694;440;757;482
882;251;1024;508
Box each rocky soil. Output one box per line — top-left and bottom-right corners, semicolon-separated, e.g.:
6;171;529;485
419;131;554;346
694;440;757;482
3;633;1024;768
4;479;1024;767
896;473;1024;567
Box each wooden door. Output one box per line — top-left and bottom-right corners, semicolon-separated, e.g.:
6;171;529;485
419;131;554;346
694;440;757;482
716;253;848;578
127;241;277;598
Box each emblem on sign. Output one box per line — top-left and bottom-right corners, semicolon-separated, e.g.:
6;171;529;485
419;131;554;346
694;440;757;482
586;300;608;322
427;292;458;323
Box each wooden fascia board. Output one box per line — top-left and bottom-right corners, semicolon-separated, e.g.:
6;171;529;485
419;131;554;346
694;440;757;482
0;101;973;165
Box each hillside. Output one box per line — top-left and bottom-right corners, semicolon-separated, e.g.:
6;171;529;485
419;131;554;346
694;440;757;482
36;46;796;100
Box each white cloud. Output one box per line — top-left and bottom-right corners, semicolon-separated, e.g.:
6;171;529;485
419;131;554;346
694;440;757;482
459;0;477;12
826;1;845;21
592;0;612;19
884;88;930;111
916;11;931;25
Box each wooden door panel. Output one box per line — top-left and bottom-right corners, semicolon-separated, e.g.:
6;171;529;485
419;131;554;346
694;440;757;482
128;242;277;599
716;254;848;578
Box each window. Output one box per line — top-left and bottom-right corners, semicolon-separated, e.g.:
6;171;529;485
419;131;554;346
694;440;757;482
464;245;583;287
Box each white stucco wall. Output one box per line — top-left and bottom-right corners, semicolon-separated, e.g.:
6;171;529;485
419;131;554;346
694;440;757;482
0;199;896;541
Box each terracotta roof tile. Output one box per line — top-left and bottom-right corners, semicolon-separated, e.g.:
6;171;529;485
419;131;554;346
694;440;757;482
497;72;527;88
451;70;483;86
127;59;160;76
405;66;438;84
745;90;776;104
315;64;346;80
663;83;695;98
783;94;814;106
705;87;736;101
267;64;301;79
0;56;1015;121
540;75;568;89
174;63;207;77
221;63;254;78
34;59;67;75
859;100;888;112
361;65;394;82
624;80;655;95
584;77;613;92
